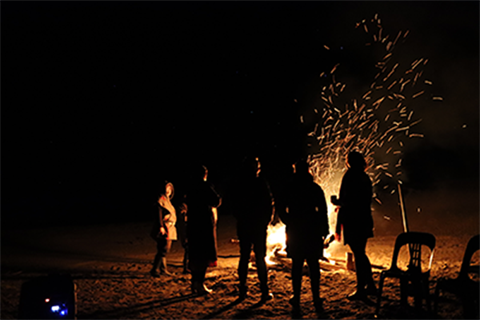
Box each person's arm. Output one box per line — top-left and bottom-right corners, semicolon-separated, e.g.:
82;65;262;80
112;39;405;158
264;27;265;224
263;180;275;226
206;182;222;208
158;205;167;235
333;171;350;207
334;207;342;242
332;174;347;241
317;187;329;237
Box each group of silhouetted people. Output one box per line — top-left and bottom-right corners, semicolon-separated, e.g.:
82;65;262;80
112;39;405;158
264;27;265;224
150;165;221;294
149;150;377;313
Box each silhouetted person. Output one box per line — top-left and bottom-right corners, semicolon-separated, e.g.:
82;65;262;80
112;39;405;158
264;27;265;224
172;178;190;274
331;151;376;300
279;159;329;312
172;185;189;274
150;181;177;277
231;156;274;302
185;165;222;294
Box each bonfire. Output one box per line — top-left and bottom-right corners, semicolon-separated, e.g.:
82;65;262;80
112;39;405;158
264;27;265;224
265;13;441;268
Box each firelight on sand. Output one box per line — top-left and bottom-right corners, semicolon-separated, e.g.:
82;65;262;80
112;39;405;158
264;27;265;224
266;13;438;264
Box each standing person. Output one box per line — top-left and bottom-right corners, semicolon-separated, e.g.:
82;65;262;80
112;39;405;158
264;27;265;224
279;159;329;312
173;195;189;274
185;165;222;295
171;179;189;274
231;156;274;302
150;181;177;277
331;151;377;300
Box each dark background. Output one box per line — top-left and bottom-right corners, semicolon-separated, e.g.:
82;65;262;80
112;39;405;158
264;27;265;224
3;1;479;226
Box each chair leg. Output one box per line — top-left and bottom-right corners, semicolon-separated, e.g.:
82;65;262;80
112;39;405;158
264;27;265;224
433;282;442;314
425;281;432;312
413;282;423;311
408;279;431;312
400;277;409;307
376;274;385;315
474;299;479;319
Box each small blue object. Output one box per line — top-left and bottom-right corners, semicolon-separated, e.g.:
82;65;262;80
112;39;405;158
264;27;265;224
51;304;68;316
19;274;76;319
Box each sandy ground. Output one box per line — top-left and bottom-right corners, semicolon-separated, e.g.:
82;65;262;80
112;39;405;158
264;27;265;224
2;199;479;320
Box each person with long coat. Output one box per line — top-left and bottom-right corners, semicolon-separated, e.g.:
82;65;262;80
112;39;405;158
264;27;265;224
231;156;274;302
150;181;177;277
279;160;329;312
185;165;222;294
332;151;377;300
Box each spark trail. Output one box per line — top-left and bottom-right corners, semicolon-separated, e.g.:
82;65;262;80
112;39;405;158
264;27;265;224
266;14;442;261
305;14;441;233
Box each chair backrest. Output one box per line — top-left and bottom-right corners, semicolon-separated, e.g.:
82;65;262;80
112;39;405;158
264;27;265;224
458;234;480;281
389;232;436;274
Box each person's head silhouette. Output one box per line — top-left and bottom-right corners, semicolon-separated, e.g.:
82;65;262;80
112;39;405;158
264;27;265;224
346;151;367;170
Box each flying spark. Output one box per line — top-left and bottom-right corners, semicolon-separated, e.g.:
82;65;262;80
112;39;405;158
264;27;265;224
306;14;436;235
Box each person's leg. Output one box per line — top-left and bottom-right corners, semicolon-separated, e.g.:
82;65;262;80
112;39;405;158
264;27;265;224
238;237;252;297
198;261;213;294
349;239;367;292
253;233;272;301
182;243;189;274
151;237;167;276
348;238;374;298
191;266;198;286
289;257;303;308
190;266;201;293
190;259;211;294
355;238;376;292
189;256;197;292
159;240;173;275
306;256;321;308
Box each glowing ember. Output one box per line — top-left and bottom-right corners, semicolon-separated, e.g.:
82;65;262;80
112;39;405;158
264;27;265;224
266;13;439;262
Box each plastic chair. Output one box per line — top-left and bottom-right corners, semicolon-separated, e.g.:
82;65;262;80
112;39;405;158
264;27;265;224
376;232;436;315
434;234;479;318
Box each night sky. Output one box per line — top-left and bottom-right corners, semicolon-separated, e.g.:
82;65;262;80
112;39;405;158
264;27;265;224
3;2;479;226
